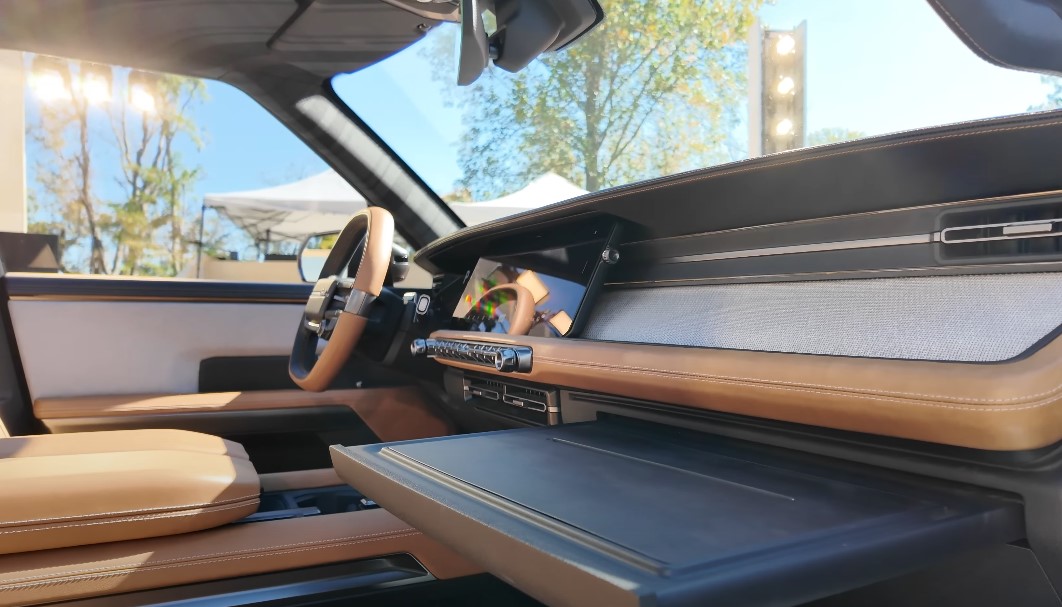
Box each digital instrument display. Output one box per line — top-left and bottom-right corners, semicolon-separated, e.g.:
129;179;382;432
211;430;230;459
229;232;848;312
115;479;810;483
452;241;604;337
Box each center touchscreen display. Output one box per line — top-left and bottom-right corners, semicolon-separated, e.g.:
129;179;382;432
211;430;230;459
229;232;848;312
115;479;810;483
451;241;603;337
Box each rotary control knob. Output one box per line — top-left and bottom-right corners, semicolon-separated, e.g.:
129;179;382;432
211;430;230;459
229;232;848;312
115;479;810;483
410;338;428;357
494;348;519;372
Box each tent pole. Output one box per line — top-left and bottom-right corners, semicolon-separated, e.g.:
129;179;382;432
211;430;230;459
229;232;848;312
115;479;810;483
195;202;206;279
265;228;271;260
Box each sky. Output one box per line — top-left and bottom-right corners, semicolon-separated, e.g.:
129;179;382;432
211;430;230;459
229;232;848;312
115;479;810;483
23;0;1060;242
332;0;1058;195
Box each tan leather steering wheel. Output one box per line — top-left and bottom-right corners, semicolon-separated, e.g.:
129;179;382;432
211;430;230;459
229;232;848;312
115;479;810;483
289;207;394;392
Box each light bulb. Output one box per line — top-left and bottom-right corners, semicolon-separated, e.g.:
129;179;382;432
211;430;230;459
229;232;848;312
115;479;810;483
775;34;796;56
81;73;111;104
775;118;794;136
30;71;70;103
130;85;156;114
777;76;795;95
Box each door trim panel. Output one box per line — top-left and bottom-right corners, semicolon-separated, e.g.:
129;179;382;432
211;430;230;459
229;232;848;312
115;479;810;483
4;272;311;304
33;388;455;443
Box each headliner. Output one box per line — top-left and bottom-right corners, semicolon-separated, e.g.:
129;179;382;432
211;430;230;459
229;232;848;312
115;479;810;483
0;0;441;84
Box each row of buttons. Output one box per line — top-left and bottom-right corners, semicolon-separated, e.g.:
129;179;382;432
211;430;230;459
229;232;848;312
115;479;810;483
435;340;500;365
410;338;533;373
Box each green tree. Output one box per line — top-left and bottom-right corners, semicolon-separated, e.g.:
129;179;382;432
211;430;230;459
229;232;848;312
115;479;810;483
1029;76;1062;111
431;0;764;198
106;74;206;276
27;62;209;276
27;69;108;273
806;127;865;147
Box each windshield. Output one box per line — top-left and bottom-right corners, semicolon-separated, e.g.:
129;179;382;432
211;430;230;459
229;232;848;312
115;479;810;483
333;0;1062;233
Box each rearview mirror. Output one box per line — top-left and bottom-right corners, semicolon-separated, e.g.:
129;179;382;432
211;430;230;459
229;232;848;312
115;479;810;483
456;0;604;85
298;231;340;282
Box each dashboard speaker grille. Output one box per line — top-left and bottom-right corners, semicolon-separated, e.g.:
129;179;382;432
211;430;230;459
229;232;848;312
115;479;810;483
581;272;1062;362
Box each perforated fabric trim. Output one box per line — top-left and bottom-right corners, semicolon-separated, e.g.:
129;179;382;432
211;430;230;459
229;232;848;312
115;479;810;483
581;273;1062;362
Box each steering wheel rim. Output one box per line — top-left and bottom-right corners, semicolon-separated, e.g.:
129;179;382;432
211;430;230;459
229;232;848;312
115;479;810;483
289;207;394;392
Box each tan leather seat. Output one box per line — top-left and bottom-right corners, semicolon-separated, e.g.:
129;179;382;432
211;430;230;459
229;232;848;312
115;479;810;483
0;508;480;607
0;429;259;555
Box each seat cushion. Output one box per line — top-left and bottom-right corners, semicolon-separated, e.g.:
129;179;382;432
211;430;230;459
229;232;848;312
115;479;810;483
0;430;259;554
0;428;250;460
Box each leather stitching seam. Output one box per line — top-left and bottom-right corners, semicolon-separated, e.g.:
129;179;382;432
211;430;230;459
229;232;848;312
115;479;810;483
0;494;260;526
536;355;1059;405
0;501;258;534
538;358;1061;412
928;0;1015;68
0;530;421;587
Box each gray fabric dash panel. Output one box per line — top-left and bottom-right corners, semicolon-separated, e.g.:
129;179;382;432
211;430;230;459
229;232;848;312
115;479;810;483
581;273;1062;362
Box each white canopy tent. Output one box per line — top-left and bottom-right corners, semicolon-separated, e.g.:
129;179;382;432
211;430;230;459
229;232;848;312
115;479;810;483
203;171;368;246
446;173;589;226
204;170;588;246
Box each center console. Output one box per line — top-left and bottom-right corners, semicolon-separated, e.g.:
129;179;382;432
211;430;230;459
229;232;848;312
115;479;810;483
412;218;621;428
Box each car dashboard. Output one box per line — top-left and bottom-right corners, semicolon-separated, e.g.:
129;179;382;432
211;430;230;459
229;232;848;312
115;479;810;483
336;109;1062;607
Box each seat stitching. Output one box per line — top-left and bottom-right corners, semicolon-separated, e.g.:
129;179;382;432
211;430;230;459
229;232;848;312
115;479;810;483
536;355;1061;405
0;494;261;526
0;501;257;535
538;358;1062;412
0;530;420;585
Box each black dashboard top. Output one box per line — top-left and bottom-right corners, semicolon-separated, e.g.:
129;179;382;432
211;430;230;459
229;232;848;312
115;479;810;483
415;109;1062;275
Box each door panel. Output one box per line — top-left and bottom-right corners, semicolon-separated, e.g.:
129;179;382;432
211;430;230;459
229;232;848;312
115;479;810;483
9;299;304;399
32;389;454;442
5;273;312;400
0;273;455;471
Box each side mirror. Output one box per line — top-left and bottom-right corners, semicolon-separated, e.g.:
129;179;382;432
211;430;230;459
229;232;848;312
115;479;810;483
298;231;340;282
298;230;412;285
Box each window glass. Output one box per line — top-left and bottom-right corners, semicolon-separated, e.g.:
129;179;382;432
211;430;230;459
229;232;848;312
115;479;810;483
333;0;1062;232
19;54;337;281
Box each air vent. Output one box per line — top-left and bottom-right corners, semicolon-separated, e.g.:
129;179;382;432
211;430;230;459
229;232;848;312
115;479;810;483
938;200;1062;261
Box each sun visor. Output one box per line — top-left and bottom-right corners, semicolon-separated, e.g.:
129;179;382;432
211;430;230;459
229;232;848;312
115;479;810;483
930;0;1062;75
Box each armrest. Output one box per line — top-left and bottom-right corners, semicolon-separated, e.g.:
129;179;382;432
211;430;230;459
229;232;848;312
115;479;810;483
0;430;259;554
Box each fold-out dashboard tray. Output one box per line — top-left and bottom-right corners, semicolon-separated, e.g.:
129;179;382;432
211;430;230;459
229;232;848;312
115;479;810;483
331;420;1023;607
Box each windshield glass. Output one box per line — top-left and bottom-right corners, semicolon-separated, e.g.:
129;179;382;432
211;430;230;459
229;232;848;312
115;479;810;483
333;0;1062;232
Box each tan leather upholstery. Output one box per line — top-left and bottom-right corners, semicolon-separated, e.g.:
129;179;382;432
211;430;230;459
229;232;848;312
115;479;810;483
294;314;370;392
34;387;455;442
0;509;481;607
259;468;343;492
290;207;395;392
0;428;249;459
0;430;259;555
431;329;1062;451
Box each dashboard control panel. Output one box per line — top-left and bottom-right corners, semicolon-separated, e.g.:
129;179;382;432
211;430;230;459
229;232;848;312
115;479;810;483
411;338;532;373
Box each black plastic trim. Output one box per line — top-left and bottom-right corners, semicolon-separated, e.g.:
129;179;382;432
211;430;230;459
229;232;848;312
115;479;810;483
333;420;1024;607
417;110;1062;274
559;391;1062;596
3;273;311;303
58;557;431;607
0;265;42;436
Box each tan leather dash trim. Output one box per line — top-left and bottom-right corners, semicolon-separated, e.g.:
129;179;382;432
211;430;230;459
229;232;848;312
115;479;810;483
430;330;1062;451
33;387;455;443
